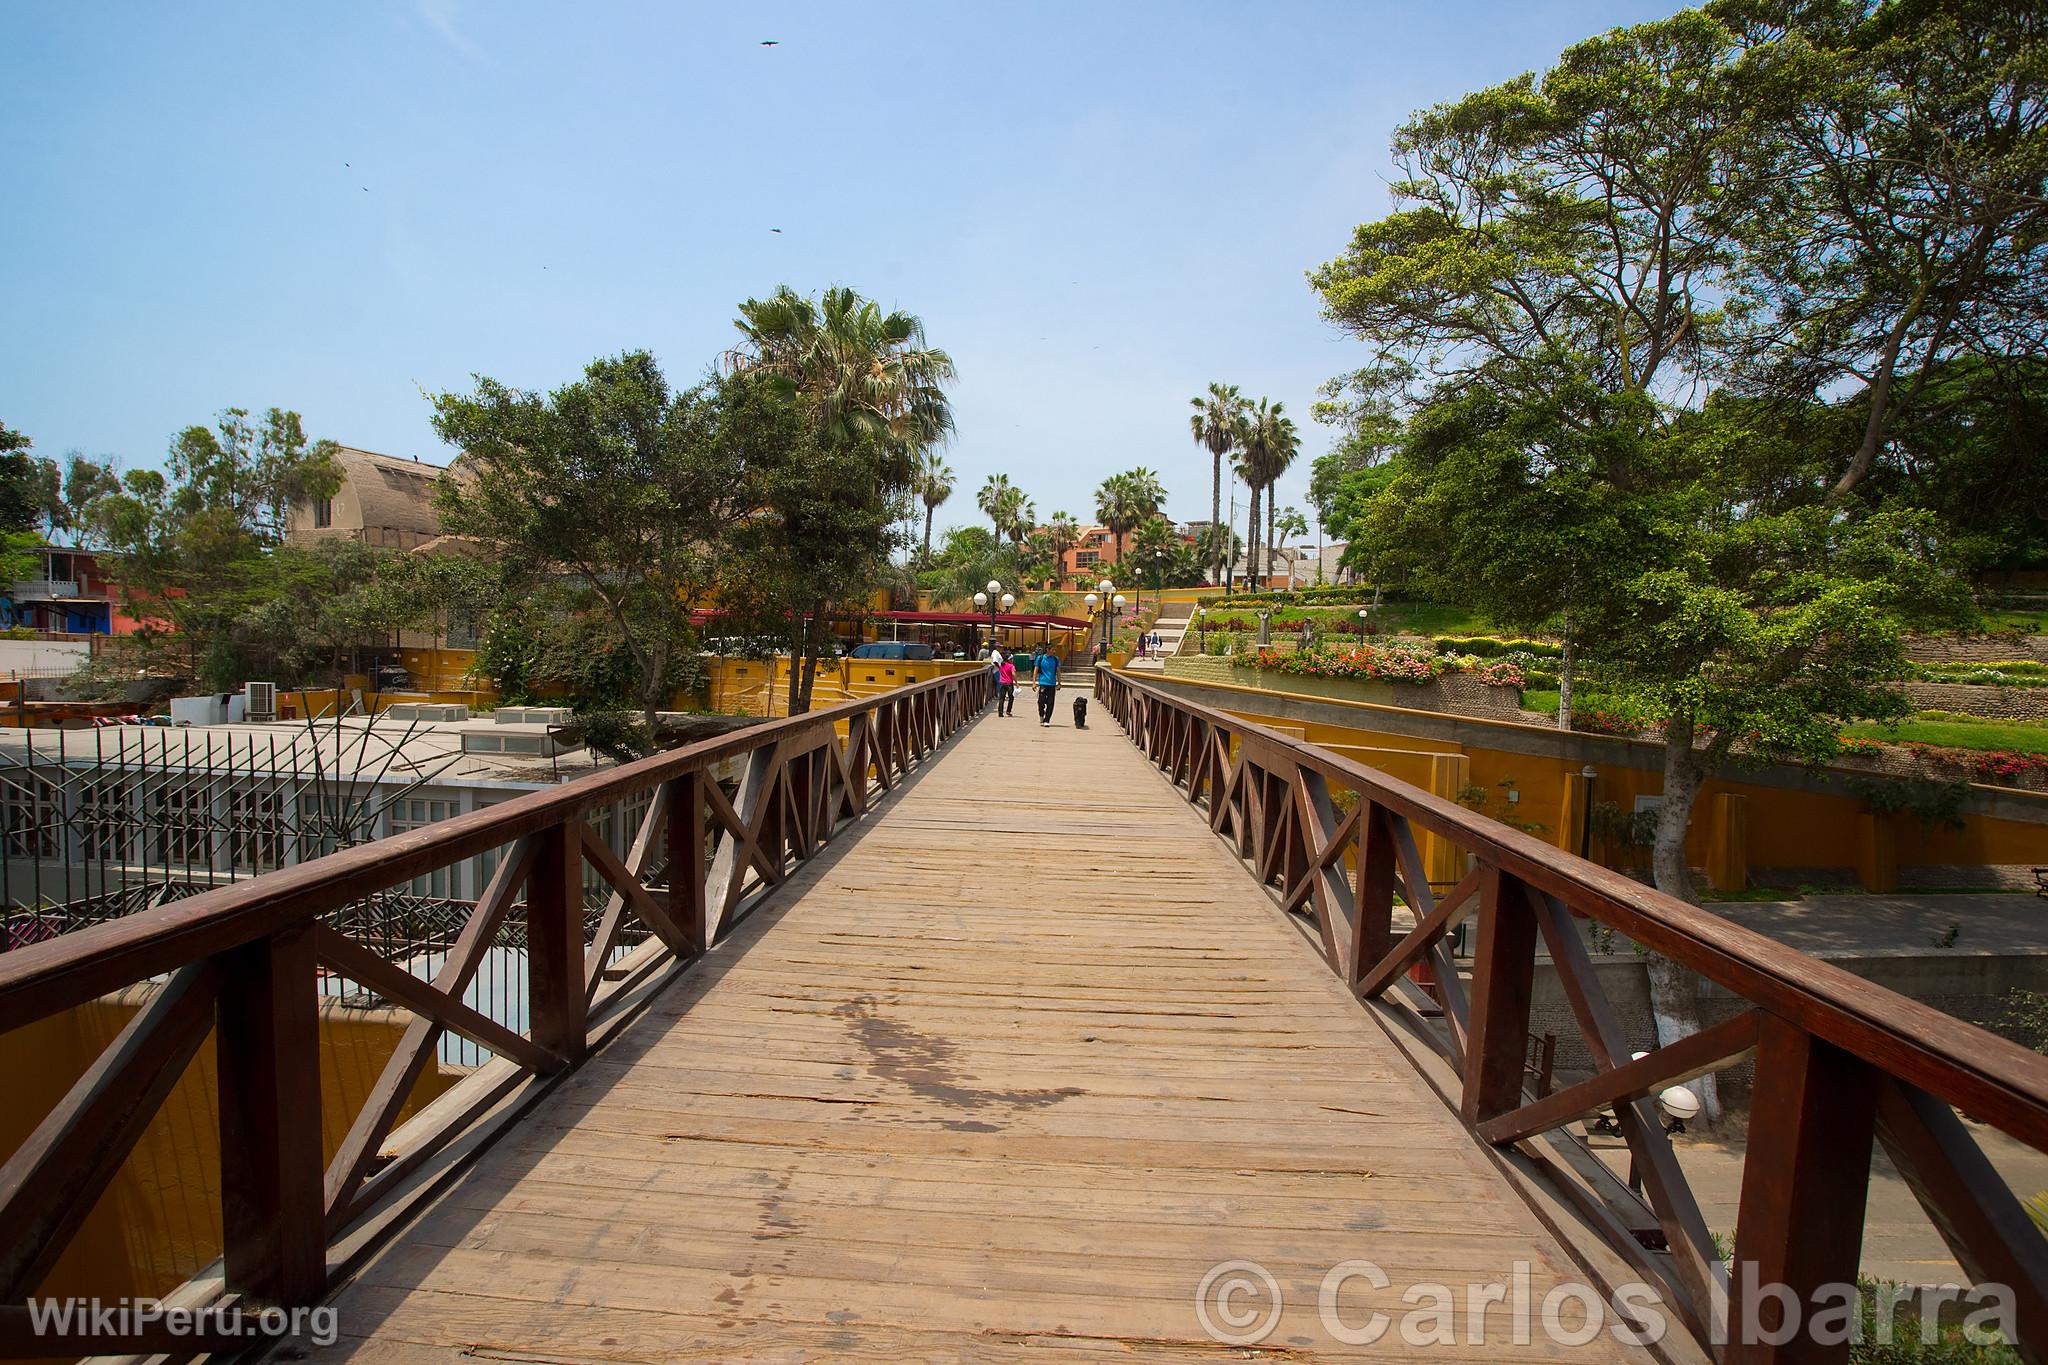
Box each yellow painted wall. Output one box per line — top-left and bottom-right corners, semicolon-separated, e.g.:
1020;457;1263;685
0;991;461;1305
706;655;988;718
1174;676;2048;886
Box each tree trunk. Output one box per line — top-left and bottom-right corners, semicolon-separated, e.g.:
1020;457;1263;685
921;505;935;568
1253;489;1269;589
1244;486;1261;591
1646;711;1721;1122
642;637;670;740
1556;612;1575;732
1210;450;1224;584
785;613;805;716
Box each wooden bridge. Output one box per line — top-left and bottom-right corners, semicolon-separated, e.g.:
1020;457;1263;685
1;667;2045;1362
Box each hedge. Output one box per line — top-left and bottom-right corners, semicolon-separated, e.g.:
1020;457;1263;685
1431;635;1564;659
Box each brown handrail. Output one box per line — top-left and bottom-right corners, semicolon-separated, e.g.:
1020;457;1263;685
1098;667;2048;1364
0;665;994;1355
0;671;980;1034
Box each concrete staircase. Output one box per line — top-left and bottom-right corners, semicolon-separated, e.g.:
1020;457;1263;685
1125;599;1195;673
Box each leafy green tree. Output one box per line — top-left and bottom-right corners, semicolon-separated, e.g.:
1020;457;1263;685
1189;384;1248;583
1272;506;1309;554
712;372;904;713
0;423;38;534
84;407;345;688
1714;0;2048;502
240;539;458;688
1309;6;2021;1110
25;454;120;546
431;351;742;733
1872;358;2048;577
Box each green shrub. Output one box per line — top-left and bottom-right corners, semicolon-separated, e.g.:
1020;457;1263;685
1431;635;1564;659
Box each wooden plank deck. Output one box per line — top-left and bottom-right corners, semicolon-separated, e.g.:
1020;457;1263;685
309;700;1649;1362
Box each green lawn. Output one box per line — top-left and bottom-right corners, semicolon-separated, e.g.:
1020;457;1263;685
1371;601;1505;636
1520;697;2048;756
1840;714;2048;754
1980;611;2048;635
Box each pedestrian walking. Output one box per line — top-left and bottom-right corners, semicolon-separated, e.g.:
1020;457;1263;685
998;654;1016;716
1034;646;1060;726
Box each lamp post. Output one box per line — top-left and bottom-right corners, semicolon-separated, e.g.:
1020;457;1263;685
1086;579;1122;659
1357;607;1370;638
972;580;1013;656
1197;606;1208;654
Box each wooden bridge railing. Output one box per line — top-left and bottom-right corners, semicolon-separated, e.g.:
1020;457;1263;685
0;667;992;1356
1099;668;2048;1365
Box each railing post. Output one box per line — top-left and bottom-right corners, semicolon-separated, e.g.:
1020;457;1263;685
668;773;707;955
1348;802;1397;989
1726;1015;1876;1365
1460;866;1538;1124
527;818;586;1065
217;923;324;1305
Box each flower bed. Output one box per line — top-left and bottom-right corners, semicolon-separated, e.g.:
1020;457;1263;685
1234;642;1524;688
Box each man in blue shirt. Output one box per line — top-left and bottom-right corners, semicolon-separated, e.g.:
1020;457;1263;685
1033;647;1060;726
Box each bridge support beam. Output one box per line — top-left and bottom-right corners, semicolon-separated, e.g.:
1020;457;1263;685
218;924;325;1305
1460;867;1538;1125
1727;1014;1876;1365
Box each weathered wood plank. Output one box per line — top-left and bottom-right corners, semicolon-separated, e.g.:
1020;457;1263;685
318;703;1647;1361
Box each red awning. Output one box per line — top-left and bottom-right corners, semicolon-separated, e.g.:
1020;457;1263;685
871;610;1091;629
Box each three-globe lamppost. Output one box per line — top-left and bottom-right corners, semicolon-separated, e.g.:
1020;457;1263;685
972;580;1014;656
1082;578;1125;659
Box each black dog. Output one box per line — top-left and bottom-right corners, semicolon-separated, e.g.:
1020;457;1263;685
1071;694;1088;729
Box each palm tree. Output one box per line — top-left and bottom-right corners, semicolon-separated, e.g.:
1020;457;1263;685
1263;419;1301;588
1006;493;1036;549
1238;400;1290;589
1094;466;1166;606
727;285;955;713
1045;512;1080;590
1129;514;1178;594
1189;383;1247;585
977;474;1016;544
729;285;955;483
914;450;954;568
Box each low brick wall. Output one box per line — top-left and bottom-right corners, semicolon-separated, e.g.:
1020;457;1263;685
1904;680;2048;720
1903;634;2048;664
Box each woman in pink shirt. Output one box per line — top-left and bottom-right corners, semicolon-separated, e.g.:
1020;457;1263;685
997;654;1017;716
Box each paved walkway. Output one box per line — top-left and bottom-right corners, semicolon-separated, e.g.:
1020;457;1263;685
1712;892;2048;956
308;702;1645;1361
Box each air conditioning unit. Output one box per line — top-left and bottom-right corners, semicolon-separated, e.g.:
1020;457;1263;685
243;681;277;722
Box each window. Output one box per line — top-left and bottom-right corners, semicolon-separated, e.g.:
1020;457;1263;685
389;797;459;899
150;783;213;869
314;497;333;529
1075;549;1100;566
2;771;63;859
227;784;285;871
77;777;131;862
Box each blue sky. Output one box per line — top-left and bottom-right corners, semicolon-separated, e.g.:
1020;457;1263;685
2;0;1675;546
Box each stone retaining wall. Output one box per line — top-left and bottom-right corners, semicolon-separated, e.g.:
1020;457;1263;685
1903;634;2048;664
1904;681;2048;720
